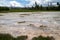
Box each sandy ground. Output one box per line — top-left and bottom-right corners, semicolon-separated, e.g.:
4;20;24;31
0;12;60;40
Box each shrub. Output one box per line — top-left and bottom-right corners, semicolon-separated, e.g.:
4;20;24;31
0;34;28;40
32;35;55;40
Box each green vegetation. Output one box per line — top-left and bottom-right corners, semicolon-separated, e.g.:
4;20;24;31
0;34;14;40
0;2;60;12
15;36;28;40
0;33;28;40
0;33;55;40
32;35;55;40
0;7;9;12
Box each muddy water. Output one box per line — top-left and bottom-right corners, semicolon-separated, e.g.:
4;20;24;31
0;12;60;40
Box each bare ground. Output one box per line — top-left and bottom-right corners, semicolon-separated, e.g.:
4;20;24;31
0;12;60;40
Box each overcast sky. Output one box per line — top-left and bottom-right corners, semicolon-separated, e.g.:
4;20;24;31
0;0;60;7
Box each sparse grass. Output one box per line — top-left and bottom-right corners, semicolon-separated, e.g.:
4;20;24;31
9;9;60;12
0;9;60;13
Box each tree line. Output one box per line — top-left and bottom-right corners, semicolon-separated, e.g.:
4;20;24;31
0;7;9;11
28;2;60;11
0;2;60;12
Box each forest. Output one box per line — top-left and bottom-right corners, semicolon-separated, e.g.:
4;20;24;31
0;2;60;12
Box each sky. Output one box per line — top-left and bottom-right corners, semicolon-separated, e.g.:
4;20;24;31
0;0;60;7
